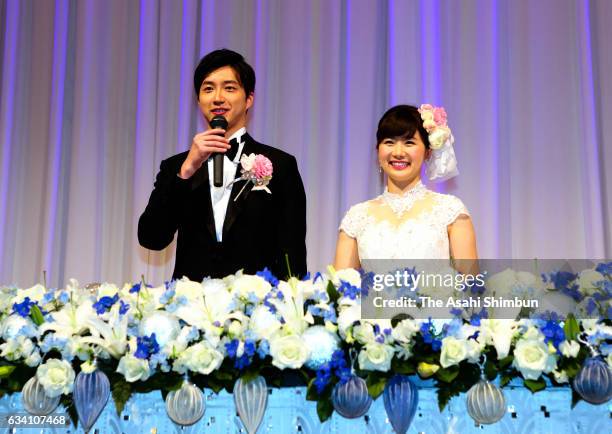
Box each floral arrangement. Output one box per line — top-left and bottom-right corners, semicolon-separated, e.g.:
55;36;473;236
418;104;452;150
233;153;273;199
1;263;611;430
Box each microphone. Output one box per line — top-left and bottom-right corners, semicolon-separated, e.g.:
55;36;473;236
210;116;228;187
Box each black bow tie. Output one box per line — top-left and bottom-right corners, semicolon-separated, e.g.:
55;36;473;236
226;136;242;161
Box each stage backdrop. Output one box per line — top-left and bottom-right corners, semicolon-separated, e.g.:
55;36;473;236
1;0;610;288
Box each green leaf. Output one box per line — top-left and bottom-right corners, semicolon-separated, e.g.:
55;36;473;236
366;373;387;399
484;360;498;381
524;378;546;393
207;378;223;394
30;305;44;326
498;355;514;369
111;380;133;415
500;373;512;387
239;369;260;384
326;281;340;303
60;395;79;429
564;314;580;341
571;389;583;408
316;398;334;422
391;357;416;375
437;387;453;412
0;366;16;378
435;366;459;383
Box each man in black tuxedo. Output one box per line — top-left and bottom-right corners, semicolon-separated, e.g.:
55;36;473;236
138;49;307;281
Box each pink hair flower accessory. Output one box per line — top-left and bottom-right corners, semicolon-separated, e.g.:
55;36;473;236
232;153;273;200
417;103;459;182
418;104;452;150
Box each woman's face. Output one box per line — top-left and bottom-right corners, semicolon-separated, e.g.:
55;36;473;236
378;130;429;186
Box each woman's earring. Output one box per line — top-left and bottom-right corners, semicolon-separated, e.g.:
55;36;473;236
379;166;382;174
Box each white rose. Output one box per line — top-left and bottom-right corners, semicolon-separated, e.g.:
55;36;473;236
240;153;256;171
392;319;419;344
174;342;223;375
228;320;244;338
577;269;604;296
559;340;580;358
24;351;42;367
232;275;272;300
117;355;151;382
331;268;361;287
337;305;361;339
269;335;310;370
80;360;97;374
36;359;75;397
175;278;205;302
440;337;468;368
513;338;556;380
357;343;395;372
249;306;281;340
428;127;450;149
553;369;569;383
353;323;376;345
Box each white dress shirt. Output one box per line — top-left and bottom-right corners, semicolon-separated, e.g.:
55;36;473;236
207;127;246;241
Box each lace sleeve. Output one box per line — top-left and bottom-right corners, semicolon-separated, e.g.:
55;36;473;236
440;195;470;226
339;203;368;238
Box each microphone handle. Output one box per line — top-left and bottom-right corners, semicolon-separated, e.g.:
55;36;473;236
213;153;224;187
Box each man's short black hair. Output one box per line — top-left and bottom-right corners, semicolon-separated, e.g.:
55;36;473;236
193;49;256;99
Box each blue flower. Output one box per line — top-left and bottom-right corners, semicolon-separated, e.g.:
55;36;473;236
542;271;581;301
225;339;240;358
93;294;119;315
235;354;251;370
134;334;160;359
159;289;175;305
256;267;279;287
338;281;360;300
314;364;332;394
257;340;270;359
595;262;612;276
13;297;35;317
540;320;565;350
119;300;130;315
42;291;55;305
244;339;256;357
130;283;142;293
57;291;70;304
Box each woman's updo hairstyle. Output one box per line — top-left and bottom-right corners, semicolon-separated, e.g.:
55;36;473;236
376;105;430;149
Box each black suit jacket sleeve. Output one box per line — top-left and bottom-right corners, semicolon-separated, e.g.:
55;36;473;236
276;155;307;277
138;157;189;250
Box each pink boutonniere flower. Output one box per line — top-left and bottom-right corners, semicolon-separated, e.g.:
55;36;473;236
232;153;273;200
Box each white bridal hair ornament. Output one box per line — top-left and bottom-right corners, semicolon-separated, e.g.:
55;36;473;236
418;104;459;182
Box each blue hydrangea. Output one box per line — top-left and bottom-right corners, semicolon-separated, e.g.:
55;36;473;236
159;289;175;305
420;319;442;351
225;339;240;358
57;291;70;304
338;281;360;300
595;262;612;276
542;271;581;301
119;300;130;315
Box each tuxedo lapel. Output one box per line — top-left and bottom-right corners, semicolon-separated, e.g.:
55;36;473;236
222;134;257;238
190;161;216;239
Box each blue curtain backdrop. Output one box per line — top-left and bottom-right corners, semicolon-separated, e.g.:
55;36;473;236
1;0;610;287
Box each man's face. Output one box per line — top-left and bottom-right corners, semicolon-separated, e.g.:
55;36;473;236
198;65;254;136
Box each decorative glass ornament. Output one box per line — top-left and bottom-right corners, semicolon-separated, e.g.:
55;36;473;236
383;375;418;434
302;325;340;370
573;356;612;404
331;375;372;418
233;375;268;434
73;369;110;433
165;381;205;426
466;380;506;425
139;311;181;347
22;376;60;416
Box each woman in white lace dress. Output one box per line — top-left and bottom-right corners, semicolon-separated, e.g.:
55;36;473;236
334;104;477;269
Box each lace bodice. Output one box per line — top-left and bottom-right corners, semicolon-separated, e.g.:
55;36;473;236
339;182;469;260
